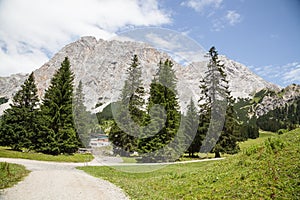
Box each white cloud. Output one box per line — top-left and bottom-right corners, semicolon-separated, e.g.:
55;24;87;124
181;0;223;13
211;10;241;31
250;62;300;86
146;33;182;50
211;19;225;32
283;62;300;84
225;10;241;26
0;0;171;76
142;30;206;64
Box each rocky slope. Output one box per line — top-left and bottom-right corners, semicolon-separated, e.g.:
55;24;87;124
0;36;279;114
255;84;300;116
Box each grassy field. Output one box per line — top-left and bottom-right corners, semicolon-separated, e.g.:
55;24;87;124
238;130;277;151
0;147;94;163
0;162;29;189
79;129;300;199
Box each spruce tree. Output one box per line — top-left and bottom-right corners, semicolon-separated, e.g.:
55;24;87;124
109;55;145;156
73;80;96;147
138;59;181;162
183;98;201;157
121;55;145;123
198;47;239;158
0;72;39;150
40;57;80;155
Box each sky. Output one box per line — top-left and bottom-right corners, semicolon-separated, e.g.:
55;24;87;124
0;0;299;87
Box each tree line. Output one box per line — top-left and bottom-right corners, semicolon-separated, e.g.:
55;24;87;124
257;97;300;132
0;58;83;155
107;47;245;162
0;47;261;158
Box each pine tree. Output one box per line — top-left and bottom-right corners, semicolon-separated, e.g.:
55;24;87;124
73;80;96;147
109;55;145;156
138;59;181;162
121;55;145;123
40;57;80;155
198;47;239;158
0;72;40;150
183;98;200;157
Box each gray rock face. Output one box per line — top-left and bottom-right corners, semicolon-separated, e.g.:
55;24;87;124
0;73;28;99
0;36;280;114
255;84;300;116
0;74;28;114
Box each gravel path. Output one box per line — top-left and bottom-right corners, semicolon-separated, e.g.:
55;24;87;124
0;158;129;200
0;156;224;200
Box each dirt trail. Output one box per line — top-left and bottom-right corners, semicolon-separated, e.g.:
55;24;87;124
0;158;128;200
0;157;224;200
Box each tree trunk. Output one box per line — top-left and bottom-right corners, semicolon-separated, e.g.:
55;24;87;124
215;151;221;158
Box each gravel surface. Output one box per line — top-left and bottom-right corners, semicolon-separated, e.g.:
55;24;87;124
0;158;129;200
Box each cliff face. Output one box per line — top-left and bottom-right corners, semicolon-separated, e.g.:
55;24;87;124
0;36;280;114
255;84;300;116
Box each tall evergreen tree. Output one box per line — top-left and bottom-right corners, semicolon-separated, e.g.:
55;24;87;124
0;72;40;150
73;80;96;147
109;55;145;156
121;55;145;123
138;59;181;162
40;57;80;155
198;47;239;158
183;98;200;157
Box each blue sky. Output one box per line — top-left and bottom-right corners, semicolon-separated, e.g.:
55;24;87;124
0;0;299;87
161;0;300;86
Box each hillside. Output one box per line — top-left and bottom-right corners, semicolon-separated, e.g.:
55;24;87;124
79;129;300;199
0;36;279;114
255;84;300;116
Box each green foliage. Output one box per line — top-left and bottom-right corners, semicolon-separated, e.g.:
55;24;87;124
109;55;145;156
257;97;300;132
184;99;201;157
0;146;93;162
0;97;8;105
198;47;239;158
138;59;181;162
251;89;276;104
73;81;97;147
238;130;276;151
39;57;80;155
234;98;259;140
0;72;40;151
96;103;114;121
0;162;29;189
79;128;300;200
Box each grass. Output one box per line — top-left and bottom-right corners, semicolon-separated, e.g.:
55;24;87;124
79;129;300;199
0;162;29;189
121;156;138;163
239;130;277;151
0;147;94;163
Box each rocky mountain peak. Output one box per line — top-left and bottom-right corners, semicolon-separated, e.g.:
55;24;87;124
0;36;280;114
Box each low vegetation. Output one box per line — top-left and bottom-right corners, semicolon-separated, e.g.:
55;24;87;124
0;162;29;189
238;130;276;151
0;147;93;163
79;129;300;199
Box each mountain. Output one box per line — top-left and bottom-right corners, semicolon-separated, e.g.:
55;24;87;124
0;36;279;114
254;84;300;116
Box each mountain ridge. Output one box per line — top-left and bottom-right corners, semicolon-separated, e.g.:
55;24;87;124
0;36;280;114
